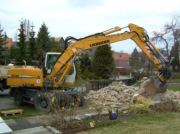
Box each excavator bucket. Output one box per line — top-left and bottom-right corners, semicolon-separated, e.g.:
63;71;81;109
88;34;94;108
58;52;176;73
143;76;167;95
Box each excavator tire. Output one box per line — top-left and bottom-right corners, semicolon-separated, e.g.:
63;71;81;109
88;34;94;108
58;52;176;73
33;93;51;112
61;95;73;107
78;93;84;107
143;76;167;95
14;89;24;106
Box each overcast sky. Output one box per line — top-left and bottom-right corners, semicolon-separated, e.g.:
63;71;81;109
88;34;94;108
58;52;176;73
1;0;180;54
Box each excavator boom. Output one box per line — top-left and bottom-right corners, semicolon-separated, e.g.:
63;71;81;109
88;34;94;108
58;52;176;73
47;23;171;93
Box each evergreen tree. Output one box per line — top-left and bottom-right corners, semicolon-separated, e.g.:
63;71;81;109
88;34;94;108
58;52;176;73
9;46;18;62
15;21;27;65
34;49;45;66
92;45;115;79
51;43;62;52
50;37;56;46
76;63;82;79
36;22;52;52
28;24;36;61
79;53;92;73
0;25;4;64
129;48;139;69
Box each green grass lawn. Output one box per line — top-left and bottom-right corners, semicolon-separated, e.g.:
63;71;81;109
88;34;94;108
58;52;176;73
1;105;45;120
78;112;180;134
168;87;180;92
169;79;180;83
133;80;140;87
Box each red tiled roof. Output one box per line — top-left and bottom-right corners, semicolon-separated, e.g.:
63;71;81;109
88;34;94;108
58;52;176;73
113;52;131;61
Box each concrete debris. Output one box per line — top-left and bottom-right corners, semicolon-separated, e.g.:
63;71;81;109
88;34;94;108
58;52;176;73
85;77;180;113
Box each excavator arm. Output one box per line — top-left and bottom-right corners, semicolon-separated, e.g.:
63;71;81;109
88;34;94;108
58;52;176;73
46;23;171;89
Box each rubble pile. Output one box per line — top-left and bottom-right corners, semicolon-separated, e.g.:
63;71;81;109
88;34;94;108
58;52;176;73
138;77;180;103
85;81;138;113
85;77;180;113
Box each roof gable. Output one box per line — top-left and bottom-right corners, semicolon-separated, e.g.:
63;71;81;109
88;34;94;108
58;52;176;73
54;37;62;42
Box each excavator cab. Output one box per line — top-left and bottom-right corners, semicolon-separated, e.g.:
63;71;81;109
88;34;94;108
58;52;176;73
45;52;60;74
44;52;76;86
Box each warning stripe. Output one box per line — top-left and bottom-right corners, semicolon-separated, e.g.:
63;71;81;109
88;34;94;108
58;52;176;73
145;45;152;54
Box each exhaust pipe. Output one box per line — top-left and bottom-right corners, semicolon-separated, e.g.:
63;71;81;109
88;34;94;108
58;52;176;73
23;60;26;67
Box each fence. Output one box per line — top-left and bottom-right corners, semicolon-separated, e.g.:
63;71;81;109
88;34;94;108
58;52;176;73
86;78;137;93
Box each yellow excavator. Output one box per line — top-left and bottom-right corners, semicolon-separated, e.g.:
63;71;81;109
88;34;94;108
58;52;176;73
6;23;171;111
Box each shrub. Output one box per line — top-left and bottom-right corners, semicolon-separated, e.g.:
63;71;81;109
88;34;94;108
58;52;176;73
88;73;94;79
94;75;102;80
82;68;90;76
130;96;151;114
44;92;83;131
81;75;87;80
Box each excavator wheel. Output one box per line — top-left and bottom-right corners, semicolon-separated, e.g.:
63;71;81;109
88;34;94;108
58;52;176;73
60;94;73;107
33;93;51;112
143;76;167;95
78;93;84;107
14;89;24;106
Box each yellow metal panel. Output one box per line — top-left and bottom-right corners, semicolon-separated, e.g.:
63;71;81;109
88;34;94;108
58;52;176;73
8;68;22;75
62;82;74;86
22;68;41;75
7;67;43;87
7;68;22;86
22;68;43;87
7;78;22;86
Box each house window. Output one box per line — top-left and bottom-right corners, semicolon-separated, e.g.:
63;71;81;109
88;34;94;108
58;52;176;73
175;66;177;69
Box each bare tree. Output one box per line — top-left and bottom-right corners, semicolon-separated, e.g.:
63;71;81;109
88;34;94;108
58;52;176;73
152;13;180;61
19;18;31;41
151;30;170;57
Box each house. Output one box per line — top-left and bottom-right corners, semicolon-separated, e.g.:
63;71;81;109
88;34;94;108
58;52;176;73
144;56;180;73
113;52;131;61
3;38;13;50
112;52;131;74
169;57;180;72
53;37;65;51
82;48;97;60
114;59;130;75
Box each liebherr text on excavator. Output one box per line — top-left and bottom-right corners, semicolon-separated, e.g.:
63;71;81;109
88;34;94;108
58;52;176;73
3;23;171;112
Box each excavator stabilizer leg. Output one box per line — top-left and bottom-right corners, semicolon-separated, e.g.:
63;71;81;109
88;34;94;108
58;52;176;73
143;76;167;95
